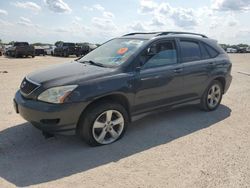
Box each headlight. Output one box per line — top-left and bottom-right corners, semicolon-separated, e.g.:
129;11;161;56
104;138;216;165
37;85;78;104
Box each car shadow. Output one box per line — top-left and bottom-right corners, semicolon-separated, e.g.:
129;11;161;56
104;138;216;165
0;105;231;187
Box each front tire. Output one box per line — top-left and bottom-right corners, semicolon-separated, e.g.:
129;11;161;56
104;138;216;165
200;80;223;111
77;102;129;146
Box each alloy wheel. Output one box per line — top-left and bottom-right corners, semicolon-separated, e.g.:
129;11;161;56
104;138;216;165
92;110;124;144
207;84;221;109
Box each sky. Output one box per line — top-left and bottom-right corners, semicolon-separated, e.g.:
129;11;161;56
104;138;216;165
0;0;250;44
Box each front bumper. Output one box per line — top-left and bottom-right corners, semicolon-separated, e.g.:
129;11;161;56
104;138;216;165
14;91;87;134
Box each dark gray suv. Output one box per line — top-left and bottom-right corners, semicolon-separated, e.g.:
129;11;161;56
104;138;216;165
14;32;232;146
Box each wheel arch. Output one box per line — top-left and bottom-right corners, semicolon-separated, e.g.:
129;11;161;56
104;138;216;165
214;76;226;94
76;93;132;131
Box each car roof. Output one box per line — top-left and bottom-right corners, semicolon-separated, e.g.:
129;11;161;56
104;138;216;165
120;31;224;53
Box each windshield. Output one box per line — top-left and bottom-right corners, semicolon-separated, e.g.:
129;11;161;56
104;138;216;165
64;43;75;47
79;38;147;67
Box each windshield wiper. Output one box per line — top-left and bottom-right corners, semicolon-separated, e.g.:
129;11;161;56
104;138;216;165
81;60;105;67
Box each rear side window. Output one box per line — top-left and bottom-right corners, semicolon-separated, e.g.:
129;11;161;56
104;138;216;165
180;41;201;62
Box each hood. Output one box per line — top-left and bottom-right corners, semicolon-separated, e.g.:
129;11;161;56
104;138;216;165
27;61;114;87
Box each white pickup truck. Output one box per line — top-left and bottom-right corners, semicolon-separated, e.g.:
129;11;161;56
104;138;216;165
226;48;237;53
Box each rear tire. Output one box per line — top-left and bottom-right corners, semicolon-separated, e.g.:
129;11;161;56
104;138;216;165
77;101;129;146
200;80;223;111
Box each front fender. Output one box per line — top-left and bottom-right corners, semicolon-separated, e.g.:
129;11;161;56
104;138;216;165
68;72;136;106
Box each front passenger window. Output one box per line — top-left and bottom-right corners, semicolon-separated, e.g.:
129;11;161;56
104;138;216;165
141;41;177;69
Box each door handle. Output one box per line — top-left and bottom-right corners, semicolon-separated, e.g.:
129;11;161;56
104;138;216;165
173;68;183;73
209;62;215;66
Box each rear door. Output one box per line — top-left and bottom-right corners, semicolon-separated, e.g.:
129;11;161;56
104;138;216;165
134;40;185;113
179;39;218;99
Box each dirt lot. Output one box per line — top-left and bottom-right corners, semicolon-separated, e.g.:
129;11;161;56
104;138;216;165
0;54;250;188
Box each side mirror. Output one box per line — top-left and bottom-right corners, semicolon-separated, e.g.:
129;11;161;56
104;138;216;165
146;46;157;56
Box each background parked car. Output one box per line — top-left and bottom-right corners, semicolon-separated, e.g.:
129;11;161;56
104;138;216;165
6;42;35;58
54;42;81;57
44;45;56;56
34;46;46;56
0;46;3;56
77;43;97;56
246;47;250;53
3;45;11;55
226;48;237;53
237;47;247;53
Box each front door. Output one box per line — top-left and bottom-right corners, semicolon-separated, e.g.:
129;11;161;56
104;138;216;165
134;40;184;113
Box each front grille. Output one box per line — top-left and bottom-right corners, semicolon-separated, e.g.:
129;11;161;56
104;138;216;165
20;77;40;95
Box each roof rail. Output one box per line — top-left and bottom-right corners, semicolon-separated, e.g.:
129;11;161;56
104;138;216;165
123;31;208;38
157;32;208;38
123;32;161;36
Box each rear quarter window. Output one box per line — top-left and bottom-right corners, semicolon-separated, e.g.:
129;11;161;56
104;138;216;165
205;44;219;58
200;43;210;59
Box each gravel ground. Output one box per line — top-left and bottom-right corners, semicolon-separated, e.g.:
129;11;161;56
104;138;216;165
0;54;249;188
